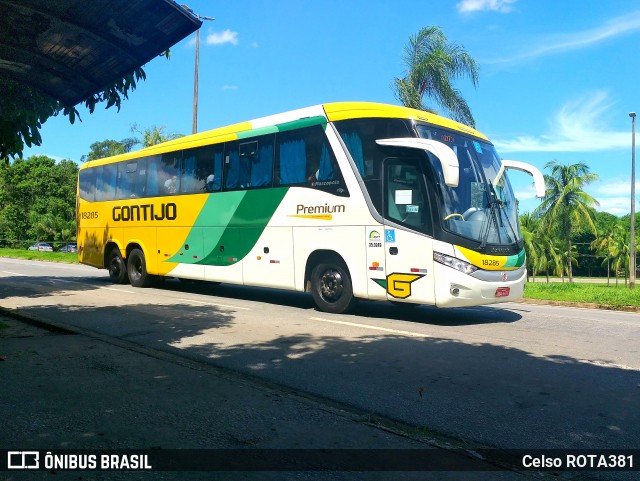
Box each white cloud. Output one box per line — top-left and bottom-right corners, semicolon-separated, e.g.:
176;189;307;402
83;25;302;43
457;0;516;14
488;11;640;65
581;176;639;215
494;91;629;153
206;29;239;46
222;85;239;91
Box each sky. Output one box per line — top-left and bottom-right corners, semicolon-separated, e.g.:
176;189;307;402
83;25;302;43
22;0;640;215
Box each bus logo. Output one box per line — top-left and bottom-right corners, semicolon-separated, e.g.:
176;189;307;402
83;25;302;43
368;230;382;248
372;273;424;299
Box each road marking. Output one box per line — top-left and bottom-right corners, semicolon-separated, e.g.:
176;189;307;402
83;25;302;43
100;286;136;293
177;298;251;311
309;317;430;339
2;271;25;276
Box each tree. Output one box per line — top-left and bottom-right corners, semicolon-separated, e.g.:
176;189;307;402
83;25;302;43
1;67;150;162
0;155;78;245
610;225;630;285
519;212;540;281
535;161;599;282
80;139;138;162
591;221;621;285
394;26;479;127
130;124;183;148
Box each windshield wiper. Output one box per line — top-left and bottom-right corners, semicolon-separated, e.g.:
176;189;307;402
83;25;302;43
479;188;520;250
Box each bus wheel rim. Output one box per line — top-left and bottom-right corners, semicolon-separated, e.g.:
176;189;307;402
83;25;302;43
320;269;343;301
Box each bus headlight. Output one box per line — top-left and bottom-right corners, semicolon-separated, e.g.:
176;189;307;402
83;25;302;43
433;252;477;275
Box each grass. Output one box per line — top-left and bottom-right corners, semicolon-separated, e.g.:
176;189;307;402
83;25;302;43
524;282;640;308
0;248;78;264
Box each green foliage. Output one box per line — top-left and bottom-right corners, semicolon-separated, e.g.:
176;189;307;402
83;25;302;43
524;282;640;308
0;155;78;244
534;161;599;282
80;140;127;162
1;55;169;162
130;124;184;148
394;26;479;127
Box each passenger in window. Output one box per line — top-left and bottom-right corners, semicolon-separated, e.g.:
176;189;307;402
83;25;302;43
205;174;216;192
164;175;178;194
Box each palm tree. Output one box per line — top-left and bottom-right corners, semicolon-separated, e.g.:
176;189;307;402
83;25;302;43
394;26;479;127
536;233;563;282
535;161;599;283
130;124;183;148
610;225;631;285
591;223;619;286
519;212;539;282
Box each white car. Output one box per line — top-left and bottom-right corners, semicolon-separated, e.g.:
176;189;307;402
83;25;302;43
28;242;53;252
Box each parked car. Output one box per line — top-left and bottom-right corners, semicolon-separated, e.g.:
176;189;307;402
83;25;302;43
58;244;77;253
28;242;53;252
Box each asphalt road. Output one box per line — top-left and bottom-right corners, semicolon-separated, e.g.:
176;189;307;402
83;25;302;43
1;258;638;454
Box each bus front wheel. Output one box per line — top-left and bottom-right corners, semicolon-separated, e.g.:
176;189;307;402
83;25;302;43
310;261;355;314
108;248;128;284
127;248;153;288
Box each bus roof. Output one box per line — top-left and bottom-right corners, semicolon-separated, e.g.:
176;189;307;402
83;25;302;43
80;101;489;169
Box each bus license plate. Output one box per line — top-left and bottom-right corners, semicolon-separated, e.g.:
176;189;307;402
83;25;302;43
495;287;510;297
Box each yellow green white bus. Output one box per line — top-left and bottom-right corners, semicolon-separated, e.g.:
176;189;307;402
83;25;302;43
77;102;544;313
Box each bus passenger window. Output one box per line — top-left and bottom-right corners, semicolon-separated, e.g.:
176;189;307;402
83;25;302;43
158;151;182;195
277;136;306;185
275;125;348;196
116;161;138;199
224;141;242;190
181;144;224;194
95;164;117;201
250;138;273;188
79;168;96;201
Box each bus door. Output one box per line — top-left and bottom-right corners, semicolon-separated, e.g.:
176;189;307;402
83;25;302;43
382;157;436;305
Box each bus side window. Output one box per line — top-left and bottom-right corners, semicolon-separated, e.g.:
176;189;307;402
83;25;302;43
116;161;138;199
276;132;306;186
96;164;117;201
181;144;223;194
135;158;147;198
145;155;161;197
79;168;96;201
224;141;241;190
160;151;181;195
249;136;274;188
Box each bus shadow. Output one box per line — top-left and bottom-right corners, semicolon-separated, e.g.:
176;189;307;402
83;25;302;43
158;280;522;326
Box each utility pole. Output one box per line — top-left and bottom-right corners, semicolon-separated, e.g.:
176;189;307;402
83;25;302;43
630;112;636;289
182;5;214;134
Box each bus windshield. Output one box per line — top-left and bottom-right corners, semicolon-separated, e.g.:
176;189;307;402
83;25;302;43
415;123;521;246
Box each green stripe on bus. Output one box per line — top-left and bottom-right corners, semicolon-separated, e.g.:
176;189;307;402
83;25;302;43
237;125;279;139
276;116;327;132
195;188;288;266
503;249;526;268
167;191;247;264
235;116;326;141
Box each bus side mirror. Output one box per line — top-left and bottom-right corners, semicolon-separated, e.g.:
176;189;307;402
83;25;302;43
500;160;545;198
376;138;459;187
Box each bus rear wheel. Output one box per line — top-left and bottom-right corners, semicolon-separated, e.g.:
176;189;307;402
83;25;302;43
127;248;153;287
310;261;355;314
107;248;128;284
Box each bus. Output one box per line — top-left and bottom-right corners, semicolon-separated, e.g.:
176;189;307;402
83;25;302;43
77;102;544;313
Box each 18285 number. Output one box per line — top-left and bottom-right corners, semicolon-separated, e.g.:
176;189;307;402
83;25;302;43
482;259;500;267
81;211;98;220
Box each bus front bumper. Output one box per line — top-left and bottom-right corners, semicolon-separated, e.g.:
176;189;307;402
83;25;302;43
434;263;526;308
